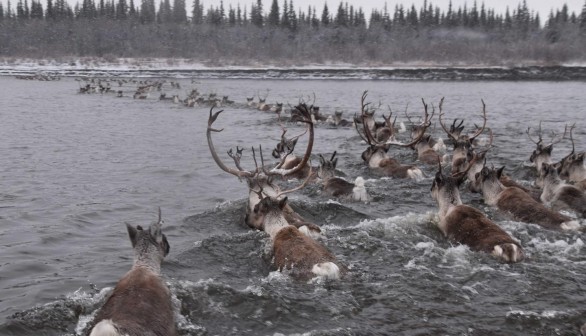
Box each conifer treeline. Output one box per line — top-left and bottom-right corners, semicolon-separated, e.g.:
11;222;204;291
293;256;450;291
1;0;586;65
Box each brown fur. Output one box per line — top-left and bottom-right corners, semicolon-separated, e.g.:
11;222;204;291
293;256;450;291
87;268;176;336
500;176;541;202
444;205;523;259
452;156;467;173
282;205;321;234
419;149;442;165
555;185;586;218
497;187;571;230
273;226;340;279
378;158;417;178
323;177;355;197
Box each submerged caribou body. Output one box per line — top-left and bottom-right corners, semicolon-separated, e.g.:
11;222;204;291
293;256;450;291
86;209;175;336
431;163;524;263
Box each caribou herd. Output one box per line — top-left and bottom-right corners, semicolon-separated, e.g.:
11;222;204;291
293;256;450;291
84;84;585;336
204;90;585;271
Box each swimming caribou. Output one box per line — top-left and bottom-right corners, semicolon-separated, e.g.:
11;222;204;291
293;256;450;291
438;97;488;174
539;162;586;218
207;104;321;236
355;91;429;180
527;121;567;187
476;166;580;231
317;151;369;202
251;195;343;280
431;162;524;263
86;209;174;336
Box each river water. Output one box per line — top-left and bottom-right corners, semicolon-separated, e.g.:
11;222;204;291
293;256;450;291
0;76;584;335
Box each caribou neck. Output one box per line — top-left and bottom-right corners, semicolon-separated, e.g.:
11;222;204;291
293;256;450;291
369;150;388;168
436;189;463;220
534;155;551;173
481;179;506;206
132;251;162;275
263;211;291;241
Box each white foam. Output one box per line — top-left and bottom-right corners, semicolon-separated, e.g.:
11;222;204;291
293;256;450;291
528;237;583;255
506;309;570;319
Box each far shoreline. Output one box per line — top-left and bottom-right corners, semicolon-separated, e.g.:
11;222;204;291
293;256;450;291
2;58;586;81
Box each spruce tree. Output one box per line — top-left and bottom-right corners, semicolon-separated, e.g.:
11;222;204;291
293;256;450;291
321;2;329;25
268;0;278;26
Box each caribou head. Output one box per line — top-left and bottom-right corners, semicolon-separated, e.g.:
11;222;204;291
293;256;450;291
207;105;315;230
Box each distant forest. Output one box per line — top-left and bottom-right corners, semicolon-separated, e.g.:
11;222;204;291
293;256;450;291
1;0;586;65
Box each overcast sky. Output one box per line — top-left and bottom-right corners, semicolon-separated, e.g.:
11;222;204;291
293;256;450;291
1;0;583;20
218;0;584;20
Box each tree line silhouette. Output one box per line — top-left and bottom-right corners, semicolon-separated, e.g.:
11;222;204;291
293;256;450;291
0;0;585;65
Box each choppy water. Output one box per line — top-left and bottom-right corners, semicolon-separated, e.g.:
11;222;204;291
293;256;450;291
0;76;585;336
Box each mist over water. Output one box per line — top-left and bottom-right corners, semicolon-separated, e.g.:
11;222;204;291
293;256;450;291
0;76;584;335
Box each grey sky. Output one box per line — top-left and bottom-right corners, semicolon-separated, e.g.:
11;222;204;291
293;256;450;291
1;0;583;21
218;0;584;21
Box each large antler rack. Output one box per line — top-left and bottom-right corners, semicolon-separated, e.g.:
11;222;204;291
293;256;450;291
439;98;487;142
207;108;257;179
207;105;314;181
526;121;568;147
358;91;431;148
266;104;314;176
467;100;487;141
526;120;543;145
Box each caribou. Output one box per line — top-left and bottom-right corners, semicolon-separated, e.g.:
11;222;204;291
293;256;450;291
476;166;580;231
431;162;524;263
540;162;586;218
86;209;175;336
251;195;343;280
330;111;353;127
527;121;567;187
355;91;429;180
207;104;321;236
557;125;586;190
406;103;446;153
317;152;369;202
271;127;314;180
438;97;488;174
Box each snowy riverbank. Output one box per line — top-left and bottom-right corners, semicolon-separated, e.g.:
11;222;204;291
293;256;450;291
2;58;586;80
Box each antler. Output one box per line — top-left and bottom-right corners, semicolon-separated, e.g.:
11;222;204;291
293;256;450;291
438;97;457;141
275;165;313;199
354;113;370;143
450;119;465;136
403;102;413;124
468;99;487;141
207;107;257;178
526;120;543;145
227;146;245;171
550;124;568;145
267;104;314;176
568;123;576;155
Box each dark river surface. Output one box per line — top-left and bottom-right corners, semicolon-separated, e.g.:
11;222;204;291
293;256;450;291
0;76;584;335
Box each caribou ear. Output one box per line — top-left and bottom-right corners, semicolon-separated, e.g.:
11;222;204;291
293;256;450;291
544;144;553;154
496;166;505;179
278;197;288;209
126;223;138;248
434;171;443;184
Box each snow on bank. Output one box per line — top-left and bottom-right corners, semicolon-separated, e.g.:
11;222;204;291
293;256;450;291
2;57;586;80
